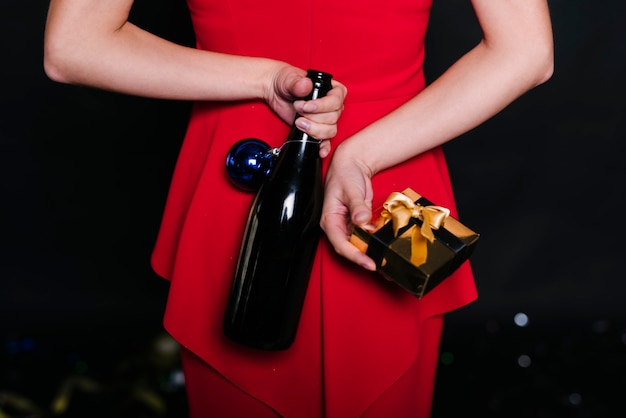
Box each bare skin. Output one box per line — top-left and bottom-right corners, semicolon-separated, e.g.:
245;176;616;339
43;0;347;156
43;0;553;272
320;0;554;270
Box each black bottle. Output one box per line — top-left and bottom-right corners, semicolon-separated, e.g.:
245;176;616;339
223;70;332;350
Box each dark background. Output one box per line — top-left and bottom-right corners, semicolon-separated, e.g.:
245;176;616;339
1;0;625;417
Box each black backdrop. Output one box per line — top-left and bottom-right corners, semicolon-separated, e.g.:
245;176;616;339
1;0;625;417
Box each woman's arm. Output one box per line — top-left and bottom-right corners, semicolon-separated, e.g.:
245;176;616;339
321;0;554;269
43;0;346;140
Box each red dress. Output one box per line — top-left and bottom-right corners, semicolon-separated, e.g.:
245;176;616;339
150;0;478;416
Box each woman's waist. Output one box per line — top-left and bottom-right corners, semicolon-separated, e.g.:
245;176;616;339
190;90;419;148
336;70;425;105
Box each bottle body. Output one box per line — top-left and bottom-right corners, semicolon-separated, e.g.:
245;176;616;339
223;70;332;350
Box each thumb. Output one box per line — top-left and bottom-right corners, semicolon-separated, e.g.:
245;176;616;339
350;199;373;226
288;75;313;99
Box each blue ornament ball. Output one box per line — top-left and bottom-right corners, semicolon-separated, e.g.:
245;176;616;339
225;138;277;191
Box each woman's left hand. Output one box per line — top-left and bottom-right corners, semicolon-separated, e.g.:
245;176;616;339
266;66;347;158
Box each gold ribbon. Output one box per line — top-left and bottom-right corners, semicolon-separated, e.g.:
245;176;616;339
381;192;450;266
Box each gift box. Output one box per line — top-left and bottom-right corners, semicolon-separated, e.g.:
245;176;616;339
350;188;479;298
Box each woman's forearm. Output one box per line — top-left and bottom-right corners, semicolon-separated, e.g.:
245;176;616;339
43;0;282;101
334;0;554;175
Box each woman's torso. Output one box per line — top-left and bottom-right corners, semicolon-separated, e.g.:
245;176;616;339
152;1;477;416
186;0;433;104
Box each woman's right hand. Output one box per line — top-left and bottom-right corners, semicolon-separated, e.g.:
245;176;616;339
320;143;378;271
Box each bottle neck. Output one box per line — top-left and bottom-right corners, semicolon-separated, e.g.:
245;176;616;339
285;70;332;144
282;133;320;151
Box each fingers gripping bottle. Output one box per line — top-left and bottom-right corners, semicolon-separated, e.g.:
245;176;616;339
223;70;333;350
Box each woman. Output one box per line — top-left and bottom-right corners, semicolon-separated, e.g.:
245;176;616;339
44;0;553;417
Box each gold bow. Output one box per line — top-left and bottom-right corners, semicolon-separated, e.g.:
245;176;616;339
381;192;450;266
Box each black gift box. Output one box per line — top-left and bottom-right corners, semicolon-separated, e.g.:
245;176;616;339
350;188;480;298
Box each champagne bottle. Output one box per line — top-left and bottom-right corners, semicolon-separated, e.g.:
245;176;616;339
223;70;333;350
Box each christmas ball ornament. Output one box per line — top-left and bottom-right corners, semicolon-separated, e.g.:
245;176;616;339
225;138;278;191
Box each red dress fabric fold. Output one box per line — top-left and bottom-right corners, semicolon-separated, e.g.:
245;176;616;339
151;0;478;416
